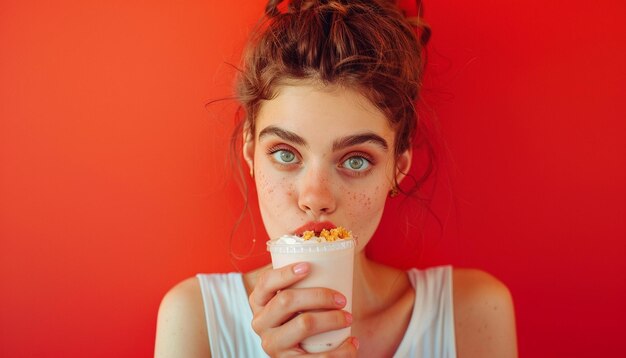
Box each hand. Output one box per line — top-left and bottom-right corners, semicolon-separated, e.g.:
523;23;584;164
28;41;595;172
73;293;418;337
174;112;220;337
249;262;358;357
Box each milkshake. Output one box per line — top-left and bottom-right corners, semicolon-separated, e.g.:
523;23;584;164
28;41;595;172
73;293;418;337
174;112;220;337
267;227;355;353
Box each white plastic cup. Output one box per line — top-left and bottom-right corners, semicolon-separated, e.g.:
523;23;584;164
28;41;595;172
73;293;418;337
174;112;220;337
267;238;355;353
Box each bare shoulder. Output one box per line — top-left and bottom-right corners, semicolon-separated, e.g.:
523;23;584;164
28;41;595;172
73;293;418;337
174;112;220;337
154;277;210;358
452;268;518;358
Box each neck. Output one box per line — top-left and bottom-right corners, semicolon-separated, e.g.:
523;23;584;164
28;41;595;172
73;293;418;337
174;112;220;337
351;252;409;320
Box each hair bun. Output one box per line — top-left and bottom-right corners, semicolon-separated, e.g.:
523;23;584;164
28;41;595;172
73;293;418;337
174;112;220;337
265;0;386;17
402;0;430;46
264;0;430;47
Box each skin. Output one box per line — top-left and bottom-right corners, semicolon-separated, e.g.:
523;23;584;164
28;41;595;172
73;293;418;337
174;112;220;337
154;83;518;357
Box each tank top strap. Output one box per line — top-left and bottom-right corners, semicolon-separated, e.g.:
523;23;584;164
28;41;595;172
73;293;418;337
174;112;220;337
393;266;457;358
196;273;268;357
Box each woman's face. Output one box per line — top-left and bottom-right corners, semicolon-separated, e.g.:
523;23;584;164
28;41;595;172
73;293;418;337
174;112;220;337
244;83;411;250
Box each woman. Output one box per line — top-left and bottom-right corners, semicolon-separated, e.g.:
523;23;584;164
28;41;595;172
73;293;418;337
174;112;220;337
155;0;518;356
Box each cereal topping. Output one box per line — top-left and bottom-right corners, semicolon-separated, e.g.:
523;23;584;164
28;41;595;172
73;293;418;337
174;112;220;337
301;226;351;242
302;230;315;241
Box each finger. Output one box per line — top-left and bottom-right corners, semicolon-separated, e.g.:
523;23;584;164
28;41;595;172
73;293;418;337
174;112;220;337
255;287;347;329
286;335;358;358
315;337;358;357
262;310;353;352
250;262;310;309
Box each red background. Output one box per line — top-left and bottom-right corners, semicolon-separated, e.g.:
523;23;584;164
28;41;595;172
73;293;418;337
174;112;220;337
1;1;624;357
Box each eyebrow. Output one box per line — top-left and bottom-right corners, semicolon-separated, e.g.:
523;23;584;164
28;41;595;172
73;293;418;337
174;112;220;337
332;133;388;152
258;126;308;147
258;125;388;151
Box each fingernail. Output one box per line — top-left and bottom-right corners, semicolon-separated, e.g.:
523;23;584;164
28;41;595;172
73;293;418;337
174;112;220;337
352;337;359;349
293;263;308;275
334;294;346;306
344;312;352;325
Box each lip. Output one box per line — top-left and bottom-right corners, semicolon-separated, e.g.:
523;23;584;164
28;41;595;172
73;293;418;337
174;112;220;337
293;221;337;236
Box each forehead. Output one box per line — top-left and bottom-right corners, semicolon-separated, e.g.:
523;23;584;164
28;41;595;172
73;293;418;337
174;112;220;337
255;83;394;140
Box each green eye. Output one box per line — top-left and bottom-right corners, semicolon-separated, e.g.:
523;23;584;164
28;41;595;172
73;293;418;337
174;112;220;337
342;156;370;171
273;150;296;163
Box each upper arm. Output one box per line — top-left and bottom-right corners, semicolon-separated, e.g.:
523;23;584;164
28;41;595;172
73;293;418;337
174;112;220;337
453;268;518;358
154;277;211;358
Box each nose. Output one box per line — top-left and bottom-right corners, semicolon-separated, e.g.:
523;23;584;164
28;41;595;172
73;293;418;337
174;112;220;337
297;165;336;216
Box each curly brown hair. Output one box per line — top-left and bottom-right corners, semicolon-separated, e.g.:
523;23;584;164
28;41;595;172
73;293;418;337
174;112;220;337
231;0;434;195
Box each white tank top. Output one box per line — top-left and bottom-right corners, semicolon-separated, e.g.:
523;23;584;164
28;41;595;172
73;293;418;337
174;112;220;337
197;266;456;357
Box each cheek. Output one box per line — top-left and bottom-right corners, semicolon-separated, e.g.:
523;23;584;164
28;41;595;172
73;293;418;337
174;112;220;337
255;170;294;211
341;185;386;248
346;191;372;211
256;170;274;198
342;185;385;222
